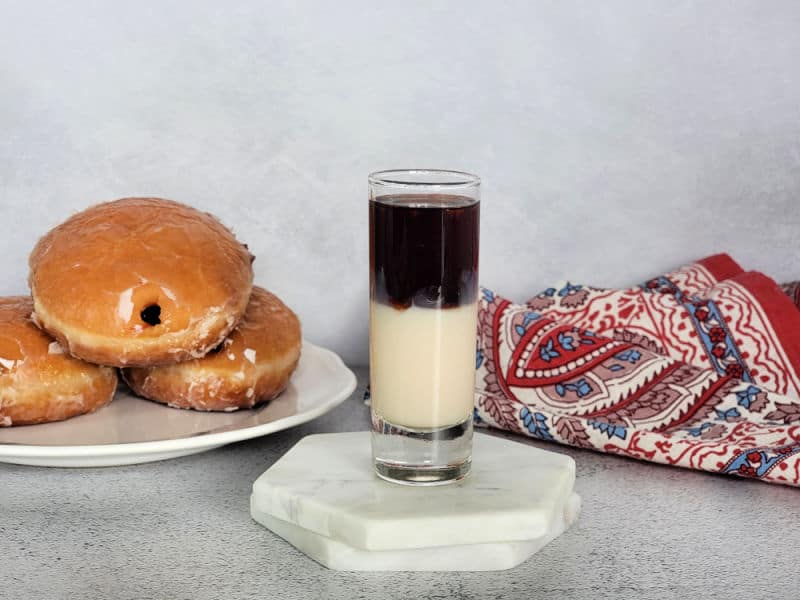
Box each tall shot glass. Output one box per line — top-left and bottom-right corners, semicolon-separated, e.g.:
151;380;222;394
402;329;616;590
369;169;480;485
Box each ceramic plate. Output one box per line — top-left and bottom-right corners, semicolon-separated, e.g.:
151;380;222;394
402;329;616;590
0;341;356;467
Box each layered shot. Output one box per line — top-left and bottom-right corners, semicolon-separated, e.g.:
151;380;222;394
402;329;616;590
368;170;480;485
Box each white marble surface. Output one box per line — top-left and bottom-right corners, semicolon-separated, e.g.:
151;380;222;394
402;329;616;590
251;494;581;571
250;432;576;551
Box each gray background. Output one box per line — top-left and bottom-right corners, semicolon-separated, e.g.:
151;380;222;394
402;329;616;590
1;1;799;365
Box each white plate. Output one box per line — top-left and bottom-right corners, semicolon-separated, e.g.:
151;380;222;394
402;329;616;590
0;341;357;468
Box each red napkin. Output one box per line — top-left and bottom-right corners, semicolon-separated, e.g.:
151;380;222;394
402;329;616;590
475;254;800;486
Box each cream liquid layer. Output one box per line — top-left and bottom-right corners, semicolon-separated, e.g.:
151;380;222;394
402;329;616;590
369;301;477;429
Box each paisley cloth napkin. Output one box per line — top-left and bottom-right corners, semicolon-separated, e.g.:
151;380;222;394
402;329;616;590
475;254;800;486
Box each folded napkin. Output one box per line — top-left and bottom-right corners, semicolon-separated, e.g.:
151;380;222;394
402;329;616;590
475;254;800;486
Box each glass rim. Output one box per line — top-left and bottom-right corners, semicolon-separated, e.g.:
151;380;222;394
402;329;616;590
369;169;480;189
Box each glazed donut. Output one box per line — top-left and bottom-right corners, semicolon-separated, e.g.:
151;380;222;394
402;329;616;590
121;287;301;411
0;297;117;426
29;198;254;367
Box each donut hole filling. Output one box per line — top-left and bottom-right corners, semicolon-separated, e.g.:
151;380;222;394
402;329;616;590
140;304;162;326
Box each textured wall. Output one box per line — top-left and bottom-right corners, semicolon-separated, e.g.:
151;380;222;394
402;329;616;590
1;1;799;365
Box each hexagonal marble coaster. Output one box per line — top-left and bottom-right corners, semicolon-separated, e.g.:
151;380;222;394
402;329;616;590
252;492;580;571
250;432;580;571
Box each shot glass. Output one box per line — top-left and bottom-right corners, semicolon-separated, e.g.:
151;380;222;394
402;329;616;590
369;169;480;485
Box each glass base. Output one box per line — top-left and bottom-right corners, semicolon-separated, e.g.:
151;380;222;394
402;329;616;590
374;458;472;486
371;415;473;486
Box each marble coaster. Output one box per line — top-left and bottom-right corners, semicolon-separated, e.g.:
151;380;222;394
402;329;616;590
250;432;580;570
252;493;581;571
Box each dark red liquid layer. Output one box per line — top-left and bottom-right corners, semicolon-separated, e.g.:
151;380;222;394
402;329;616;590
369;194;479;310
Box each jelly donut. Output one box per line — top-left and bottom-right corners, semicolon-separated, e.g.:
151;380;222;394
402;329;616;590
121;287;301;411
29;198;254;367
0;297;117;426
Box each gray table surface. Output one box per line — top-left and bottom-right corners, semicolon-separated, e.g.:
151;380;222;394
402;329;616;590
2;367;799;600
